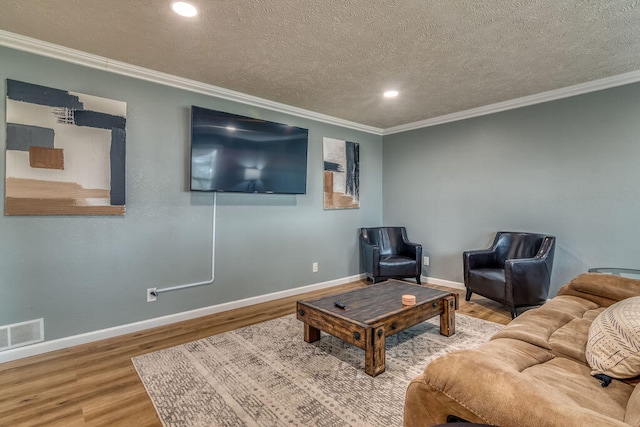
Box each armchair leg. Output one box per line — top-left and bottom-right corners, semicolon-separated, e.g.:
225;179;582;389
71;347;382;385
465;289;472;301
415;275;421;285
510;308;518;319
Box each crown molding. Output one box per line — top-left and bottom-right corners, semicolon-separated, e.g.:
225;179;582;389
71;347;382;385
3;29;640;138
384;69;640;135
0;29;383;136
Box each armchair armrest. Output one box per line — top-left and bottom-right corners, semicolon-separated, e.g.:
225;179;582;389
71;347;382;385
463;248;499;286
398;239;422;260
360;236;380;277
398;230;423;276
395;227;420;258
505;256;552;306
464;232;505;272
464;249;498;270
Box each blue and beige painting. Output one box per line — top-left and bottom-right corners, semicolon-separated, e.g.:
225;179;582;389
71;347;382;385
5;79;126;215
323;137;359;209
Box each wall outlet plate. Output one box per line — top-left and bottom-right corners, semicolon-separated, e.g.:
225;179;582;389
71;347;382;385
312;262;318;273
147;288;157;302
423;256;430;266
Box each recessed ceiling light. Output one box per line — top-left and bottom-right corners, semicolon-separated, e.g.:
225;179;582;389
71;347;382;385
383;90;399;98
172;1;198;17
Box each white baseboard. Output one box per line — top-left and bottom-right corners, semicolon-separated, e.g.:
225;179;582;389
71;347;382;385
0;274;365;364
423;276;465;290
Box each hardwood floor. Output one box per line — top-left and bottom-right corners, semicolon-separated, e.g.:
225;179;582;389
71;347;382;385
0;280;511;426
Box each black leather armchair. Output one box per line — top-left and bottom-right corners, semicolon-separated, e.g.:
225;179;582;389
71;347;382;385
463;231;556;318
360;227;422;284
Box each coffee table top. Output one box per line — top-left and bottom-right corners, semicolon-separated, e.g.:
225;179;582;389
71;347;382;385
298;280;453;325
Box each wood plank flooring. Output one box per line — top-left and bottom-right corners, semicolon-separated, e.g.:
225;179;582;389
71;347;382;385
0;280;511;426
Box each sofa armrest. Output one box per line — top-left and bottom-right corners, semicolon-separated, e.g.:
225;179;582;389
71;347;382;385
557;273;640;307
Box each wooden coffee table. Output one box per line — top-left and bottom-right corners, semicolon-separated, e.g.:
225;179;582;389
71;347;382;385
296;280;458;376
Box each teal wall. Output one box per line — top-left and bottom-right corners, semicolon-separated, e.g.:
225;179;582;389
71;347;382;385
383;83;640;294
3;42;639;344
0;46;383;341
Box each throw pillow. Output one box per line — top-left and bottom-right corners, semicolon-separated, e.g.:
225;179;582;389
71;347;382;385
586;296;640;379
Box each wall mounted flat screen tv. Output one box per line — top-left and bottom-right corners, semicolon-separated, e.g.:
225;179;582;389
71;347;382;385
190;106;309;194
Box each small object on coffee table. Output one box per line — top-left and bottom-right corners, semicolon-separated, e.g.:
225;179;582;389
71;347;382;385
334;301;346;309
402;294;416;305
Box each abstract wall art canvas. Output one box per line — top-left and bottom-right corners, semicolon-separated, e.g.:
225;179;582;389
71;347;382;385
323;137;359;209
5;80;126;216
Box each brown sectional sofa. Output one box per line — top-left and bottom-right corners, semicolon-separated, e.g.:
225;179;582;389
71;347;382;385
404;273;640;427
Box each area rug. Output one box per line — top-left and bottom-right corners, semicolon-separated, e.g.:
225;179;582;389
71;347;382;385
133;314;503;427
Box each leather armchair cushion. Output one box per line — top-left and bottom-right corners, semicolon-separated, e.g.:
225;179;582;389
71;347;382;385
467;268;506;300
379;255;417;277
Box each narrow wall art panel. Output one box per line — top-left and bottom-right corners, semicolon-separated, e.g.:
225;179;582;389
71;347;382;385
5;80;126;216
323;137;359;209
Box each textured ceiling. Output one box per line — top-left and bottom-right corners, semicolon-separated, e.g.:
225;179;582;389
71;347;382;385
1;0;640;129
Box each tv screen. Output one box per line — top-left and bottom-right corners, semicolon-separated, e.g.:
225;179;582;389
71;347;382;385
190;106;309;194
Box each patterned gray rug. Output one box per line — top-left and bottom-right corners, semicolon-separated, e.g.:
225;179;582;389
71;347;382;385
133;313;503;427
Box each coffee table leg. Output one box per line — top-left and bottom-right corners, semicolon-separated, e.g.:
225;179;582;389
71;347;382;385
440;295;456;337
304;323;321;342
365;324;386;376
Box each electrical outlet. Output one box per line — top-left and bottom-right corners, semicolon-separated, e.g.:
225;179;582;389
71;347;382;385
147;288;157;302
423;256;430;266
312;262;318;273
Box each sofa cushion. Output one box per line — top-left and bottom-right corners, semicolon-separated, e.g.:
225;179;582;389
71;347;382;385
548;315;600;364
491;295;602;364
625;384;640;426
586;296;640;379
522;356;632;423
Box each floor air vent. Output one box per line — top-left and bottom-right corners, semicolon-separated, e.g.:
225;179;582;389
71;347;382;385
0;319;44;351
